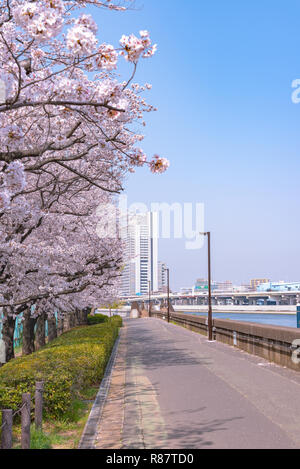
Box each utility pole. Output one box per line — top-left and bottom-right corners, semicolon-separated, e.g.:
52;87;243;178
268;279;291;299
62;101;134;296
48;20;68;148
200;232;213;341
148;280;151;316
166;268;170;323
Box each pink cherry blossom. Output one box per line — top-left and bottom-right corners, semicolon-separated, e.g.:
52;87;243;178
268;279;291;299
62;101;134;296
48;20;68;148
150;155;170;174
120;30;157;63
75;14;98;34
0;190;11;212
95;43;118;70
13;0;65;42
66;25;98;55
4;161;26;193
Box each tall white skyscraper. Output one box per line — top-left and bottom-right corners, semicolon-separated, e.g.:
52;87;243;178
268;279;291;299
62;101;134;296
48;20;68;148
121;212;158;296
158;261;168;292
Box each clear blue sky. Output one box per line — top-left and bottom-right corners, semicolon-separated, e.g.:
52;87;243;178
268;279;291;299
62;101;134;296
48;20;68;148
90;1;300;290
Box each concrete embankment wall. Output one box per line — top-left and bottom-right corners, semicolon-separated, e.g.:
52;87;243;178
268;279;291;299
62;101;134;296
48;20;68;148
151;311;300;372
174;305;295;313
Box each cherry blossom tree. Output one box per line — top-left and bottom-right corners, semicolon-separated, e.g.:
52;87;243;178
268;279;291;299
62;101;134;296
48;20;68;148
0;0;169;213
0;0;169;361
0;175;123;359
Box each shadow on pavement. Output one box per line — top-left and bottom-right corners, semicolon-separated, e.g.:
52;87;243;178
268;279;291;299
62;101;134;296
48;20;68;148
162;413;244;449
125;319;212;369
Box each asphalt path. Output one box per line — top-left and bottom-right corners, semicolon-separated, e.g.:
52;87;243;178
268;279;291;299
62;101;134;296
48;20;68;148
121;318;300;449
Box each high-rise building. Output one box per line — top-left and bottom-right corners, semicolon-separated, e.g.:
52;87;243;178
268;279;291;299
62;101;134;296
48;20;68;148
121;212;158;296
215;280;233;291
250;278;270;291
158;261;168;293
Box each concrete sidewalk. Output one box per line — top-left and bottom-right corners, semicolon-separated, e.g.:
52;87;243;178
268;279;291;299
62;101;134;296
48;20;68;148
94;318;300;449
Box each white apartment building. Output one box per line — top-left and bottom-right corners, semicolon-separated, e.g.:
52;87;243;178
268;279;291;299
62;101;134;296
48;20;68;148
121;212;158;296
158;261;168;293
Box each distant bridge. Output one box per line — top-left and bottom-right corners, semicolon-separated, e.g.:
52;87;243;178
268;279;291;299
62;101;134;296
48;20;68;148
121;290;300;307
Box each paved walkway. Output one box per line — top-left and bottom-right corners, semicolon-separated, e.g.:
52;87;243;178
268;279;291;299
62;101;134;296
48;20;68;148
94;318;300;449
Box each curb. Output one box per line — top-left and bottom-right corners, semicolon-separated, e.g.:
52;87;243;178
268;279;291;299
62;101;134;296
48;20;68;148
78;332;121;449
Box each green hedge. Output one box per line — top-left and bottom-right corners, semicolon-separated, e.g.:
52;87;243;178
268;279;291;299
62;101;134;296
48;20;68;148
87;313;108;325
0;317;122;420
87;313;122;326
109;315;123;328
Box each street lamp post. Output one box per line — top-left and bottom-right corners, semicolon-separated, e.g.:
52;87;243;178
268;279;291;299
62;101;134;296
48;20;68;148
163;266;170;323
200;232;213;341
167;268;170;323
148;280;151;317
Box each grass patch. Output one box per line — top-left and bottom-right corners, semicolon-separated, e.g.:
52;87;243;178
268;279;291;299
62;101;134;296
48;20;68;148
0;316;122;449
79;386;99;401
10;401;92;449
30;427;53;449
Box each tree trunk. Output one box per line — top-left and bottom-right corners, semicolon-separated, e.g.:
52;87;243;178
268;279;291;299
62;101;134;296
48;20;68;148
80;308;89;326
69;312;76;328
2;308;16;362
47;316;57;343
22;308;36;356
35;313;46;350
74;309;80;326
63;314;71;332
57;315;64;336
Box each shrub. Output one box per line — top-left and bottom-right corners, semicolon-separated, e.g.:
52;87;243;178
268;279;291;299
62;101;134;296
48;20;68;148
87;313;123;328
109;315;123;328
87;313;109;325
0;317;122;420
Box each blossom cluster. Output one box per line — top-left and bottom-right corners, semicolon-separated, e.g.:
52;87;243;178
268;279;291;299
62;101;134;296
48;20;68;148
150;155;170;174
133;148;147;166
13;0;65;42
120;30;157;63
0;161;26;212
95;43;118;70
67;14;98;56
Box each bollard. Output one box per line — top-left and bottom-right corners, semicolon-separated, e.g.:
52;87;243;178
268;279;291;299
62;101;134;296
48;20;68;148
21;393;31;449
35;381;44;430
1;409;13;449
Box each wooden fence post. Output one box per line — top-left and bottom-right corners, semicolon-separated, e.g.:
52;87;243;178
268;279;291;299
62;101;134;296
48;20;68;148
35;382;44;430
1;409;13;449
21;393;31;449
